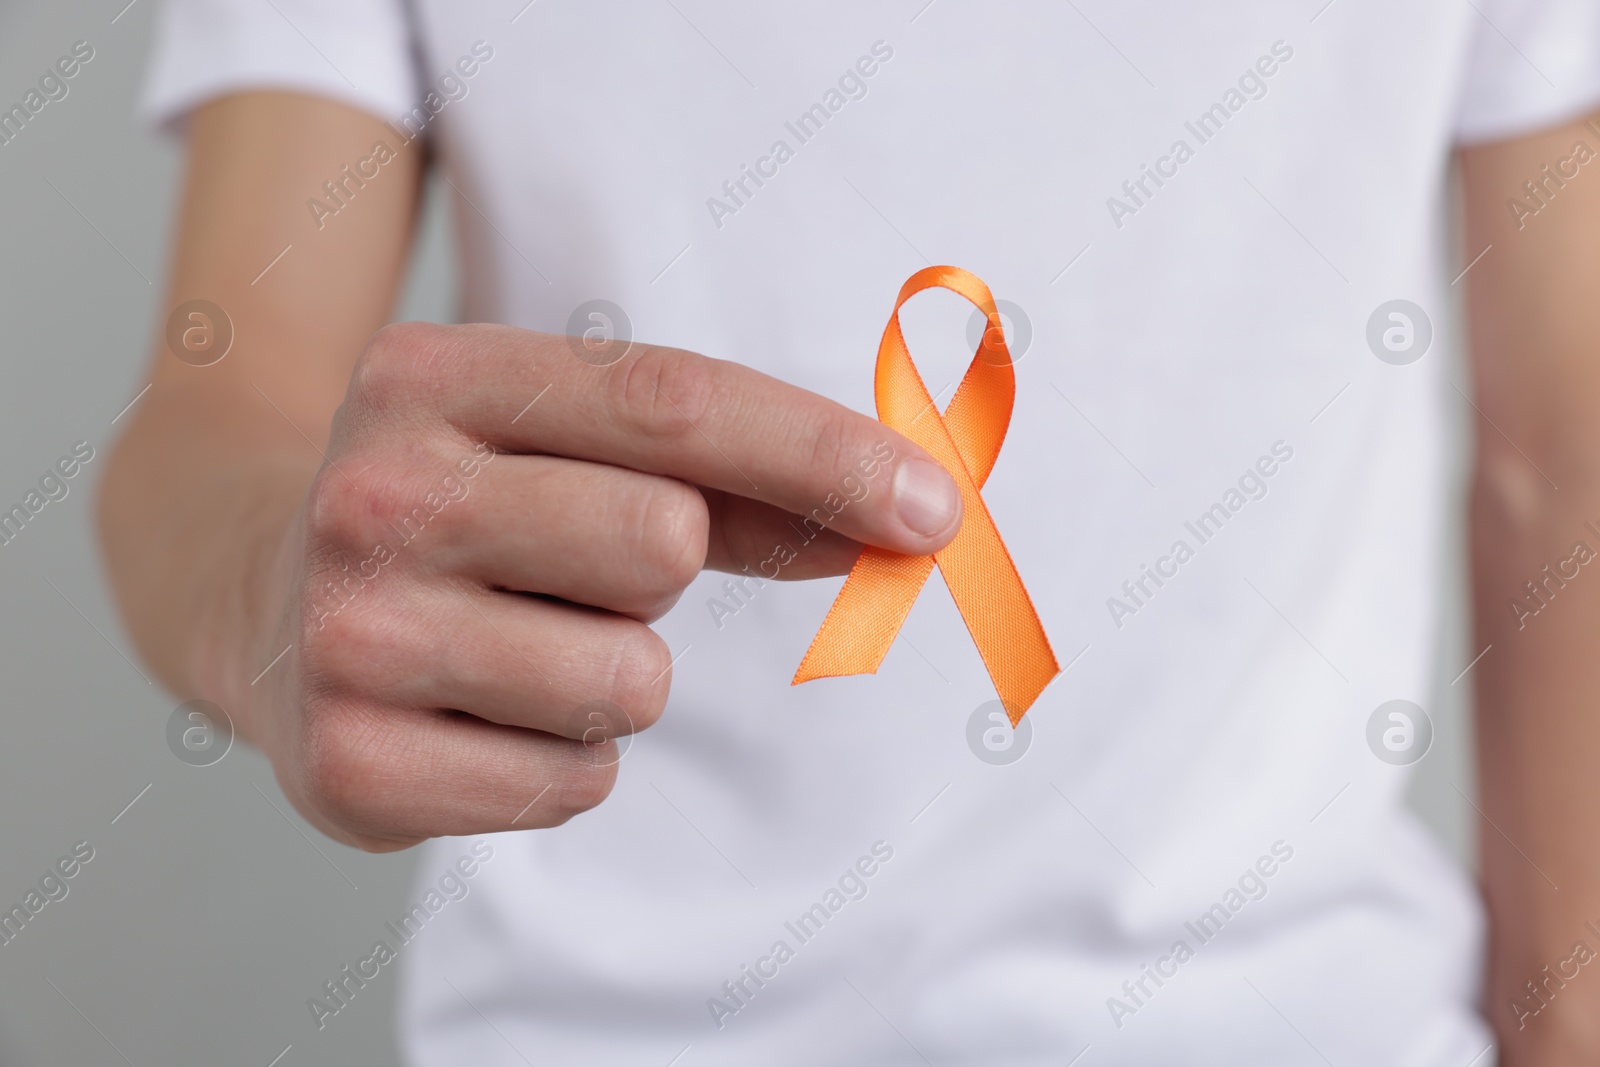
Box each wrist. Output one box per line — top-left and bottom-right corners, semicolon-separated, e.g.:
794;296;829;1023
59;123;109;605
182;462;308;758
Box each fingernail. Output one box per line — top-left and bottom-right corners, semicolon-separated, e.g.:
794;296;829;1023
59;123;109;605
893;457;961;537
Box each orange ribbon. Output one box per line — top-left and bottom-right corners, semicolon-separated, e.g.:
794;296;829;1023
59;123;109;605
793;266;1059;725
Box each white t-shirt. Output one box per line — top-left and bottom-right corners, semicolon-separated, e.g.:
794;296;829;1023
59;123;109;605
145;3;1600;1064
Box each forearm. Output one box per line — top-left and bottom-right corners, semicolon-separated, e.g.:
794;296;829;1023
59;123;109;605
1472;463;1600;1060
98;379;314;746
93;91;422;744
1461;110;1600;1063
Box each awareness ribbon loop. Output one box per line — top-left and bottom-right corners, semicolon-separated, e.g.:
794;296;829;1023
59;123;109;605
793;266;1060;725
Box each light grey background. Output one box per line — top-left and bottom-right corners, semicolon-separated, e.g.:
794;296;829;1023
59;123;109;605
0;1;1479;1064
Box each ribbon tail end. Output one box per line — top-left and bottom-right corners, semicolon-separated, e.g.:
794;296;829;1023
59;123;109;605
793;641;892;687
999;662;1063;727
792;660;881;686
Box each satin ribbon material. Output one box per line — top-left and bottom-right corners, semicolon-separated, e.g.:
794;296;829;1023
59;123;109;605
793;266;1059;725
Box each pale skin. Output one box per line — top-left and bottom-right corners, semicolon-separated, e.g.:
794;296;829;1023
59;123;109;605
97;91;1598;1060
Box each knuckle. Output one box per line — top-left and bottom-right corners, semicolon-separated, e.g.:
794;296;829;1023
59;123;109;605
299;594;403;692
633;480;709;595
296;705;385;829
303;457;420;553
605;625;672;731
548;753;618;820
614;346;716;440
296;580;353;666
350;322;446;410
303;464;366;548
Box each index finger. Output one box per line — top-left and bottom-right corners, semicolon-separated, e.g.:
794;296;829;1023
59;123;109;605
364;323;964;556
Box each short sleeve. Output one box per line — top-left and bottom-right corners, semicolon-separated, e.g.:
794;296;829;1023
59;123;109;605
141;0;420;132
1455;0;1600;143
